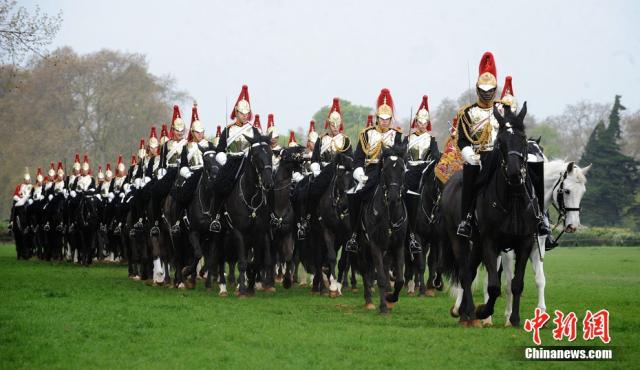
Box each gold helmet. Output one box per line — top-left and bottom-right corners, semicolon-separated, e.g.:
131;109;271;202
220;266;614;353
48;162;56;178
189;102;204;140
477;51;497;91
56;162;64;179
81;155;90;174
500;76;518;112
171;105;185;132
148;126;159;149
288;131;299;147
231;85;252;121
105;163;113;180
307;120;318;144
267;114;278;138
376;88;394;120
23;167;31;182
137;139;146;160
116;155;126;177
412;95;432;131
326;98;343;131
36;168;44;183
73;153;81;172
97;166;105;181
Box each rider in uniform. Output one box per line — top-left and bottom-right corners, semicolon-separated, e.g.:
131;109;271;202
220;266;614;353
345;88;403;252
403;95;440;252
456;52;549;238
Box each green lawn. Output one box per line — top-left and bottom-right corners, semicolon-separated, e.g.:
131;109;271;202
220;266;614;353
0;244;638;369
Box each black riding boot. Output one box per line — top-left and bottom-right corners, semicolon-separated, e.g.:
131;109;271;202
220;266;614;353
529;162;551;236
405;192;422;253
457;164;480;238
345;193;361;253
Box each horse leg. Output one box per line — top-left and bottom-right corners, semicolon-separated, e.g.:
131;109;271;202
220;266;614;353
282;233;294;290
508;240;533;327
476;239;500;322
233;231;248;297
370;245;389;314
323;230;340;297
362;268;374;310
530;241;546;313
389;239;405;305
500;251;515;325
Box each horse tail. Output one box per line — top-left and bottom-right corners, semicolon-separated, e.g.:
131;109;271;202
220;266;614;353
438;234;460;286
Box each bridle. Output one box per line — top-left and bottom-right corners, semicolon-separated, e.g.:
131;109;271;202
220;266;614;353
498;131;528;187
550;168;581;240
378;156;407;234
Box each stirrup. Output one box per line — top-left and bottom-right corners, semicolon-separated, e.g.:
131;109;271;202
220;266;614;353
409;233;422;253
56;223;64;232
43;222;51;232
113;224;121;235
345;234;358;253
296;218;308;240
170;222;181;234
150;225;160;236
209;215;221;233
537;219;551;236
134;219;143;230
456;215;473;238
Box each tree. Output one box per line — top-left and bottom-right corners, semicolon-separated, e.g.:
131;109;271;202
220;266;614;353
0;47;187;218
526;123;564;159
546;101;611;161
621;110;640;160
0;0;62;65
579;95;640;227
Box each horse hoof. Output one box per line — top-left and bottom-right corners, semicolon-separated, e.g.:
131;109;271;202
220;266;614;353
450;306;460;318
298;282;308;288
185;281;195;290
482;318;493;327
385;301;396;310
364;303;375;310
264;286;276;293
219;291;228;298
469;319;482;328
504;320;513;328
476;304;491;320
177;282;186;289
132;275;142;281
425;289;435;297
351;288;358;294
407;291;415;297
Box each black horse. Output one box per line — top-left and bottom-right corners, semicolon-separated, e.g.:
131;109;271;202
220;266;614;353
43;193;66;261
356;144;408;313
440;103;536;327
405;160;443;297
75;193;100;265
309;153;353;297
10;202;31;259
222;134;274;297
269;146;305;290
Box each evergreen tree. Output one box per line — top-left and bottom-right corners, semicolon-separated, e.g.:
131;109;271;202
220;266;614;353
580;95;640;226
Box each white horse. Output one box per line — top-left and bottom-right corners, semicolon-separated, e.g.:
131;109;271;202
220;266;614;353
450;146;591;325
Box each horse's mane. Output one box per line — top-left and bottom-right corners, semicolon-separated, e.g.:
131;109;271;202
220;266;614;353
546;159;587;184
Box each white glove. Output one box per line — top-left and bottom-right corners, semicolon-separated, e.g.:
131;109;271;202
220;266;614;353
157;168;167;180
133;178;142;189
292;172;304;183
123;184;131;194
353;167;368;183
48;194;53;201
70;190;77;198
179;167;192;179
310;162;321;177
108;192;115;200
28;199;33;205
95;194;101;201
215;152;227;166
144;176;151;185
118;192;125;199
13;195;20;202
461;146;480;166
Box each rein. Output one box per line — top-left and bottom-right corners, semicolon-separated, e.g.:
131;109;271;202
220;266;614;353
549;169;581;242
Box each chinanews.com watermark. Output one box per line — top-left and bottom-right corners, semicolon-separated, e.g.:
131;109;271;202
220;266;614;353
520;308;614;361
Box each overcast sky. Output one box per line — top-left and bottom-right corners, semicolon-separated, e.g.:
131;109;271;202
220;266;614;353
22;0;640;133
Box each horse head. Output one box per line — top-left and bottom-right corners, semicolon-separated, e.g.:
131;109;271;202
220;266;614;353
380;143;407;205
279;146;306;174
202;150;220;192
555;161;591;233
244;133;274;191
494;102;528;186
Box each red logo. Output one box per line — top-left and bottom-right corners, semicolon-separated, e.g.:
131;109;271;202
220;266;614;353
524;309;611;345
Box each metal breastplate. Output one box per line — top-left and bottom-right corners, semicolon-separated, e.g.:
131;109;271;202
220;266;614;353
151;155;160;173
33;186;42;199
77;175;92;191
408;132;432;164
226;123;254;155
114;177;125;191
20;184;32;197
364;128;397;164
187;142;204;169
166;139;186;166
319;134;345;164
54;180;64;193
466;105;499;151
100;182;110;196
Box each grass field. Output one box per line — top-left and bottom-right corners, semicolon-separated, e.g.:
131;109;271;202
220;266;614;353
0;244;638;369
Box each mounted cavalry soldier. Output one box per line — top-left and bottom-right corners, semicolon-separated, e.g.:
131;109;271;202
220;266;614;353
156;105;188;233
346;88;403;252
44;162;55;197
173;103;215;230
296;98;354;238
73;155;96;194
212;84;262;229
456;52;549;238
404;95;440;251
67;154;81;193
